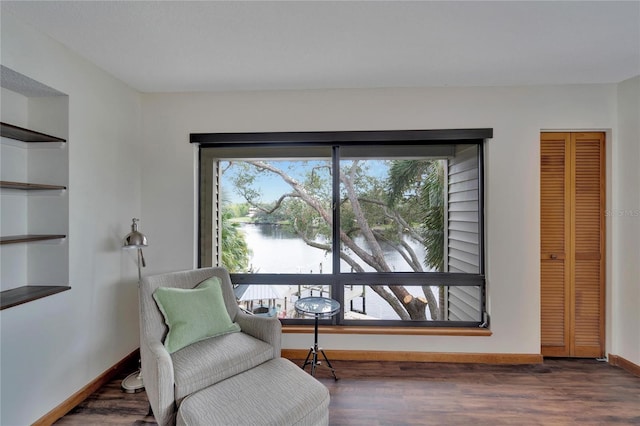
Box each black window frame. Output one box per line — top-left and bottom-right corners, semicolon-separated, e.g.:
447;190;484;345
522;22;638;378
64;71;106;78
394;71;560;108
192;129;492;328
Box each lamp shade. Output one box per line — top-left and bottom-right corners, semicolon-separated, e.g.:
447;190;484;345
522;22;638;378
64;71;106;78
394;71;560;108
123;218;148;249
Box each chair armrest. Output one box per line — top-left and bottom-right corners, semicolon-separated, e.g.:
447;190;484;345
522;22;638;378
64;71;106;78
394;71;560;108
141;339;176;426
235;311;282;357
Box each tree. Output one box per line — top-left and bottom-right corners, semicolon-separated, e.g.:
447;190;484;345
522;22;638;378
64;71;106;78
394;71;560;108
224;159;445;320
387;160;445;319
220;210;253;273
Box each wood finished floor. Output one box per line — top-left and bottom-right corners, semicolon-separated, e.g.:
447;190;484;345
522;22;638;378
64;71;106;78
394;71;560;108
56;358;640;425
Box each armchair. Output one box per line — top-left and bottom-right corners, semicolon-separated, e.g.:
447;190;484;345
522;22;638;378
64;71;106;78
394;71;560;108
139;267;282;426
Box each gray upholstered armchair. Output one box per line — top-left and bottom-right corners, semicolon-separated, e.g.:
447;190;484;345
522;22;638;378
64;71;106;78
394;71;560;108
139;267;282;426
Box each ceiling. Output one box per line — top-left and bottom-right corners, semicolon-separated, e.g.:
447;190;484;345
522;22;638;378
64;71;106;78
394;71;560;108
2;1;639;93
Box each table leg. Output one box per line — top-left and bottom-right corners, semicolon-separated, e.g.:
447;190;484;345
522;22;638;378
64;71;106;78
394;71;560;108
319;348;338;380
302;347;314;371
300;313;338;380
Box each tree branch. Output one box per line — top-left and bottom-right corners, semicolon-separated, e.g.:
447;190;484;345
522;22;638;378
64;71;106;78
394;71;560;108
242;160;431;320
357;197;426;245
340;163;389;270
372;230;422;272
249;193;299;215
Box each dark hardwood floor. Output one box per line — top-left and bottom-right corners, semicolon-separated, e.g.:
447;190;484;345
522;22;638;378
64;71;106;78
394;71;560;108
56;358;640;425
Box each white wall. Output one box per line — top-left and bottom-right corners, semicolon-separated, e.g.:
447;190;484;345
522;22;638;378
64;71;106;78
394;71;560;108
612;76;640;366
1;12;142;426
2;9;637;424
141;84;621;356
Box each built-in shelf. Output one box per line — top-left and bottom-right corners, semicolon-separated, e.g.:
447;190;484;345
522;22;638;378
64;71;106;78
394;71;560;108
0;180;66;190
0;234;66;245
0;121;66;143
1;69;70;310
1;286;71;310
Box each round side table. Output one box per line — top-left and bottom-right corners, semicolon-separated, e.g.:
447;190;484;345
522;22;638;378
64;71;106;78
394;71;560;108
294;296;340;380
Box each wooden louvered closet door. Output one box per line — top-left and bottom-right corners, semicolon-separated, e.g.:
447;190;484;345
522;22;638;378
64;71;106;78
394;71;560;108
540;132;605;358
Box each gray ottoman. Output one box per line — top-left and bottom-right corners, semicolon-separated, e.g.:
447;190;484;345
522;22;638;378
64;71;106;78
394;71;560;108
176;357;330;426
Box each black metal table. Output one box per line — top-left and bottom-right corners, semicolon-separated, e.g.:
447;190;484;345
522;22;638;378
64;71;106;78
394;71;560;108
294;296;340;380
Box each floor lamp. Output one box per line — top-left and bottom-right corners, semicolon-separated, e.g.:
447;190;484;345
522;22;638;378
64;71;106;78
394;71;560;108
121;218;147;393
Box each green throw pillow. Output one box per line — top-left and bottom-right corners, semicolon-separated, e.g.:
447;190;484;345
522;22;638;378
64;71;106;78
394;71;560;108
153;277;241;353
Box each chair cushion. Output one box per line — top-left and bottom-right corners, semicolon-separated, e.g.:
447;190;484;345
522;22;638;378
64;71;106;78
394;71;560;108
153;277;241;353
176;358;330;426
172;331;275;403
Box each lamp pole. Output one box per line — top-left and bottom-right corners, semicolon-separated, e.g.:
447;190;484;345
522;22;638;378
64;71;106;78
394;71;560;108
121;218;148;393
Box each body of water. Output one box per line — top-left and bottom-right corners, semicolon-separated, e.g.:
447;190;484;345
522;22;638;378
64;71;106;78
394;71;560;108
238;223;431;320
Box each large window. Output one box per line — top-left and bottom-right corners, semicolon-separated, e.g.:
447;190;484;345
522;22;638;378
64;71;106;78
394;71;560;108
193;129;491;327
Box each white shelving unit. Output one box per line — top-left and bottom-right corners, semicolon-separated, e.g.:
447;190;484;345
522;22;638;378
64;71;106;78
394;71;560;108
0;66;70;310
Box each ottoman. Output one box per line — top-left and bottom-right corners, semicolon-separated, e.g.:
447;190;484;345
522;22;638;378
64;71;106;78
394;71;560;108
176;357;330;426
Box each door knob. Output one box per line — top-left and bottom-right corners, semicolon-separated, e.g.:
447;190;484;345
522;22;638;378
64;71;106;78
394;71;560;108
550;254;558;259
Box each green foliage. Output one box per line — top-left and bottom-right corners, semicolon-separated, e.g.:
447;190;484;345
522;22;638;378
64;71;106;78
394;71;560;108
421;162;445;271
251;205;288;224
227;203;249;218
340;160;390;235
386;160;426;206
220;209;251;273
230;162;261;203
387;160;445;272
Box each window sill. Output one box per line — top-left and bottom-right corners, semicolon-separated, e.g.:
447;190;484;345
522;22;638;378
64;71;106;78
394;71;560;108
283;325;492;336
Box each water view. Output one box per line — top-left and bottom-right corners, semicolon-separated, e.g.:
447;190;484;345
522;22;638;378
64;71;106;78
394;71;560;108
220;156;455;322
238;223;430;320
